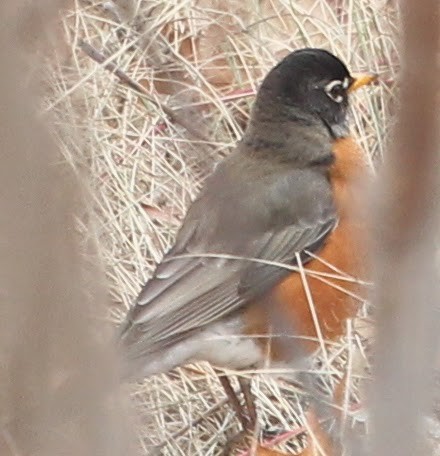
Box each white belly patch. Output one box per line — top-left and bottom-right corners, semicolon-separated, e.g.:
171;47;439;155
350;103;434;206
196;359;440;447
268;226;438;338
194;316;264;369
134;314;264;379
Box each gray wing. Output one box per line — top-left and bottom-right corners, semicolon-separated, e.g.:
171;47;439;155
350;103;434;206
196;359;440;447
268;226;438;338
120;165;337;361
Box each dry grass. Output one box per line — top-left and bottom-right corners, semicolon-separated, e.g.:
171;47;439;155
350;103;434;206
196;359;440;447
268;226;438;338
46;0;399;454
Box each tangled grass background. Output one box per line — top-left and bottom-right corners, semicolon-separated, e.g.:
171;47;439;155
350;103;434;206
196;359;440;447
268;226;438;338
48;0;400;454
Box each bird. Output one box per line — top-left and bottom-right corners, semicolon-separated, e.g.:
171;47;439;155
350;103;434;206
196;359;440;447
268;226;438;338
119;48;376;433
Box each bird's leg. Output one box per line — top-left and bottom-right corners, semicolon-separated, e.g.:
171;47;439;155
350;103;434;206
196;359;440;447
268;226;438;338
237;376;258;431
216;371;250;430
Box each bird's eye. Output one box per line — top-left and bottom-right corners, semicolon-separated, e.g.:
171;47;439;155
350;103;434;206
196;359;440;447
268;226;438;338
324;80;345;103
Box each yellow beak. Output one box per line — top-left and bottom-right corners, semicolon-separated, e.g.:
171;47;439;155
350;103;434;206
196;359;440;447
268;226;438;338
349;73;378;92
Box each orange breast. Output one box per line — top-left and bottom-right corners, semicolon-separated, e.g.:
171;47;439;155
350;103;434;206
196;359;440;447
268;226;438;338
244;136;370;360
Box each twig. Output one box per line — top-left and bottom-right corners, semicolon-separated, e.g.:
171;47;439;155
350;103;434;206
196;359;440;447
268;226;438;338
148;398;229;455
78;39;211;143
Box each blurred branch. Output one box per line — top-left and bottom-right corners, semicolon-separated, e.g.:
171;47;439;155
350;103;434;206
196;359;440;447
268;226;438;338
371;0;440;455
0;3;134;455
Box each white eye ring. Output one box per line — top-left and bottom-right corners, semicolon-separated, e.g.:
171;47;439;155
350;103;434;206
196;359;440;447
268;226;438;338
324;79;344;103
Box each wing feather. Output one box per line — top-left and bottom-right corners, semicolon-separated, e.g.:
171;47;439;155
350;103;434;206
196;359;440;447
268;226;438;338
120;161;337;363
121;215;337;361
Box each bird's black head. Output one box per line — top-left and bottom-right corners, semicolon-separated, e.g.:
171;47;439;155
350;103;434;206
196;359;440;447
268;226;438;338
255;48;367;138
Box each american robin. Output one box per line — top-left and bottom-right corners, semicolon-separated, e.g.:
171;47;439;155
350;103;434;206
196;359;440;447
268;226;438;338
119;48;375;433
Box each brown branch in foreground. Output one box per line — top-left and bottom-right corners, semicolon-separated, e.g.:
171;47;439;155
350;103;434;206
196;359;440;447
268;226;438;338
371;0;440;455
78;39;212;143
0;3;135;456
